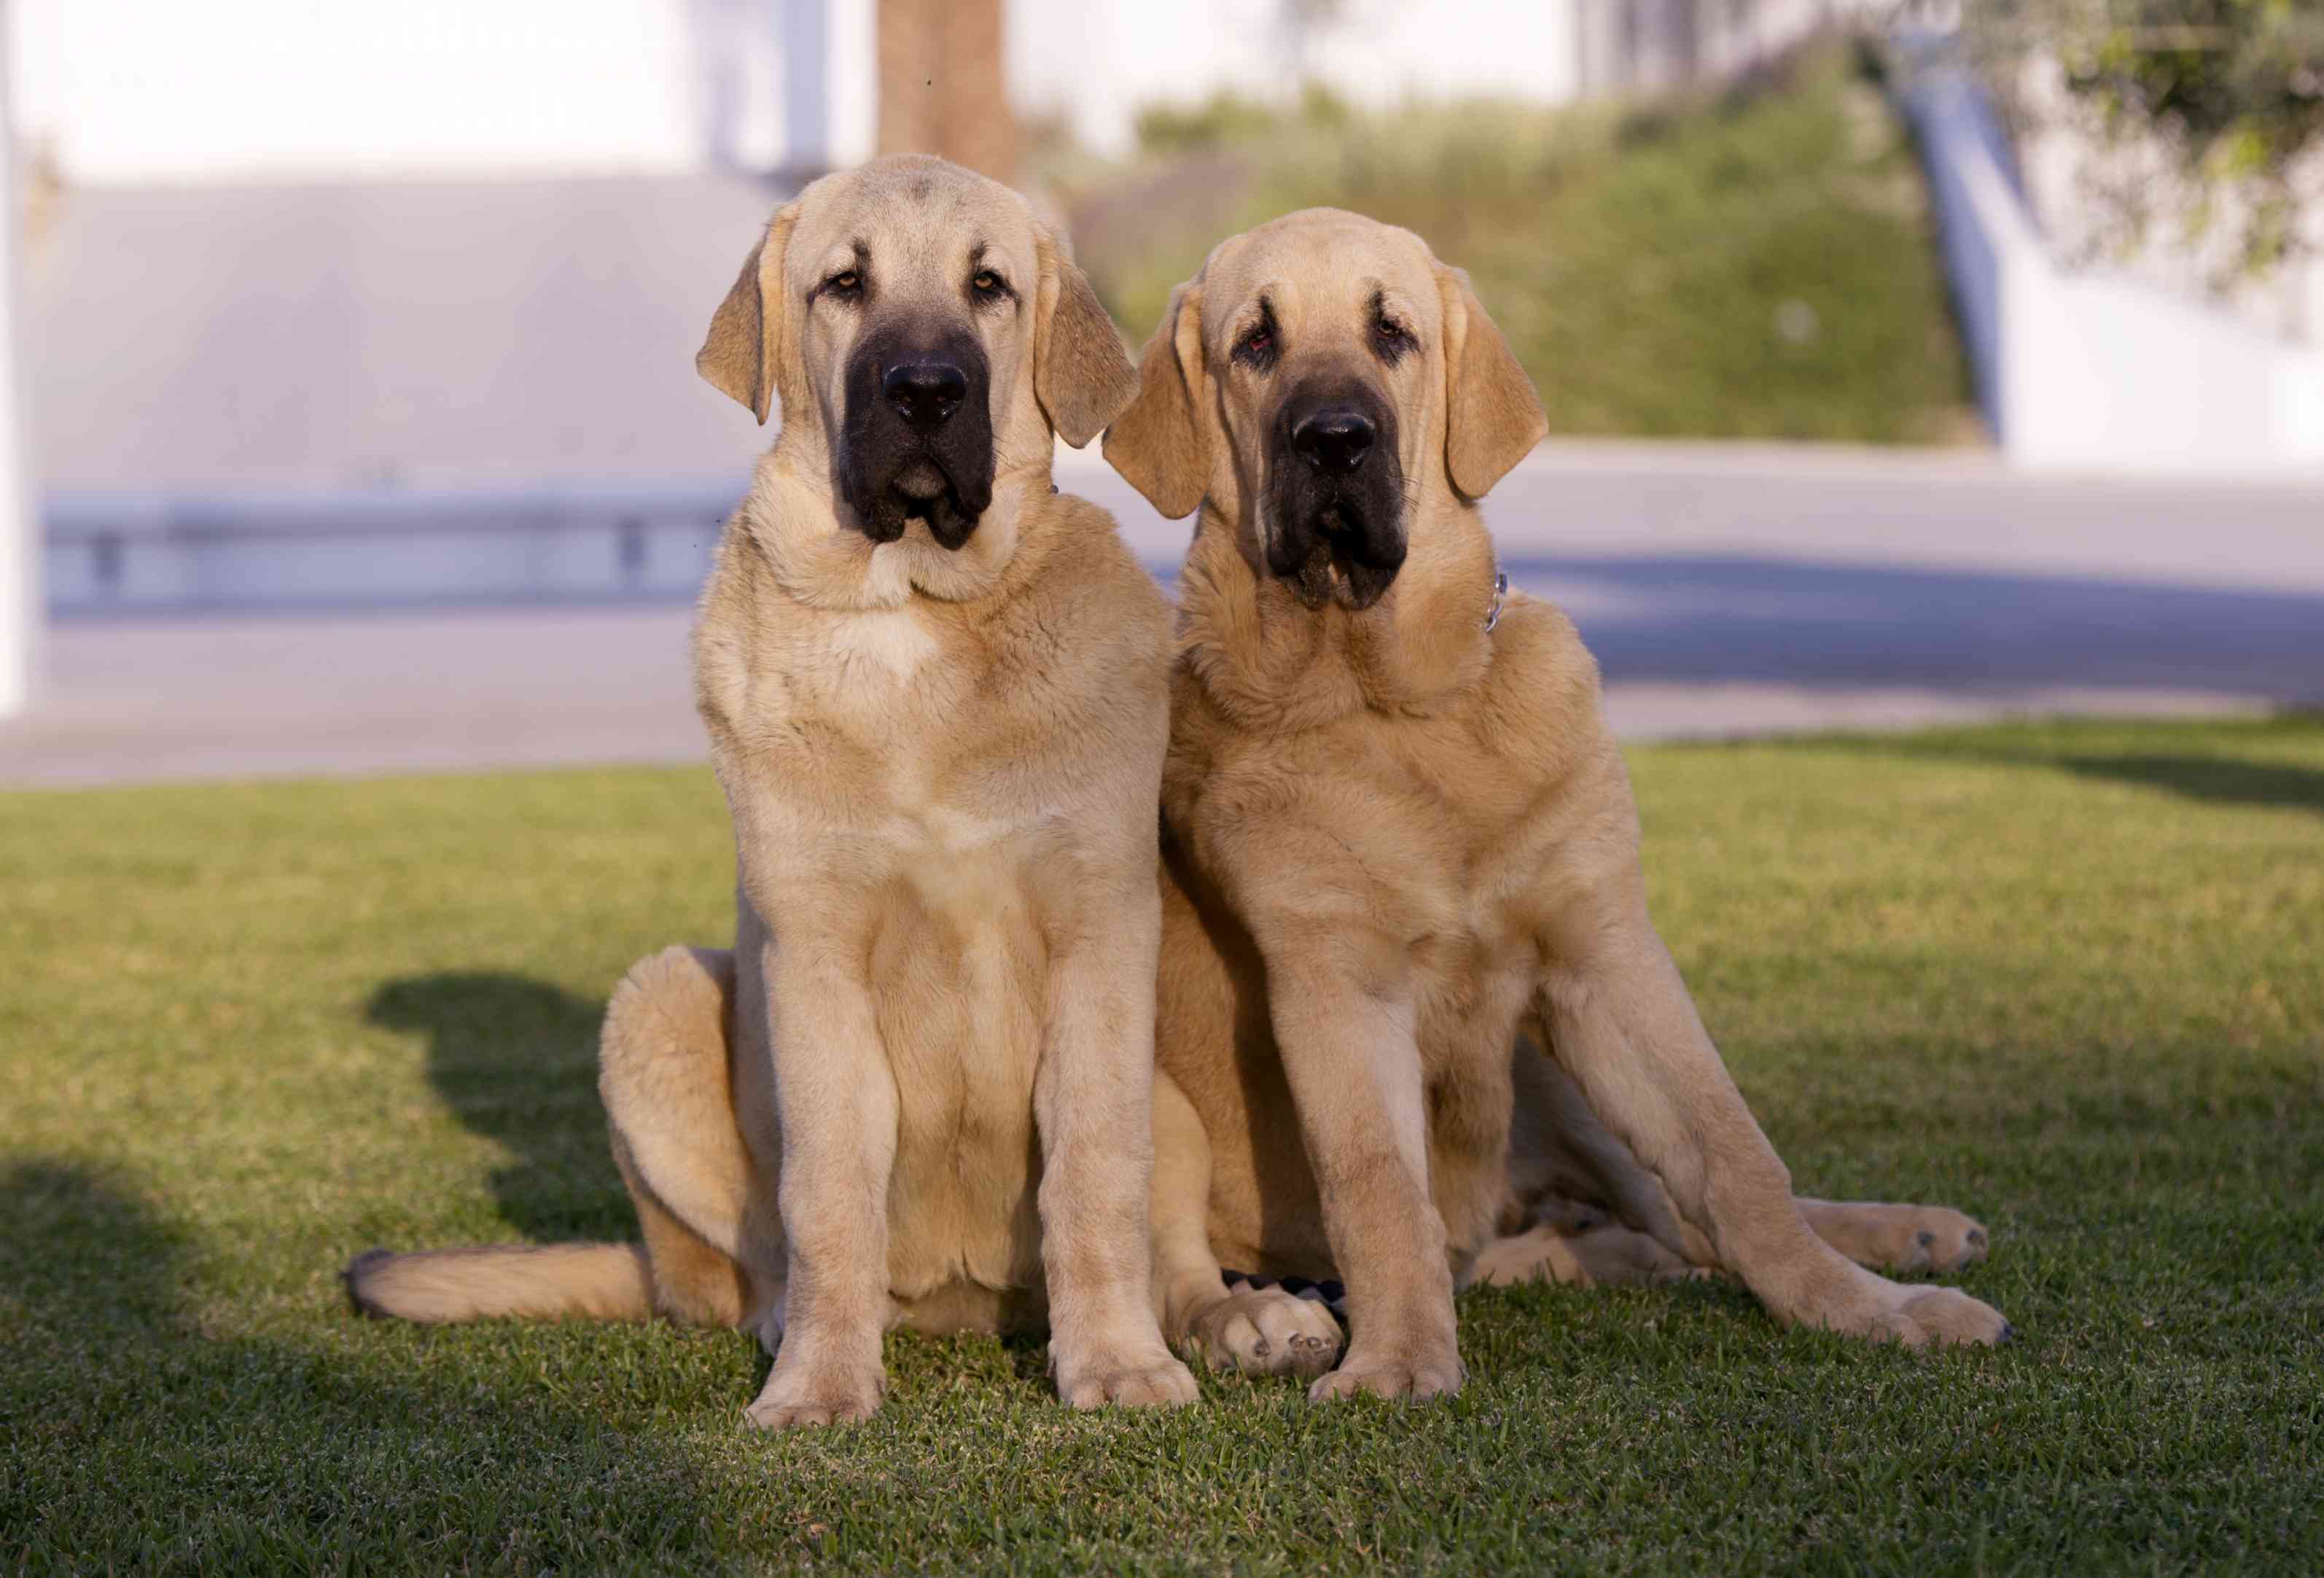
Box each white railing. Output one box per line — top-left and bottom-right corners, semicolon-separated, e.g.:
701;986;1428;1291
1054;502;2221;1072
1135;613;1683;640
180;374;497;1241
44;483;742;615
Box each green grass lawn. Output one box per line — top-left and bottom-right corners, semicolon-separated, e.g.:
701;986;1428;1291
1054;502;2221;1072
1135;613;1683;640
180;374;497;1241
1050;44;1978;445
3;716;2319;1574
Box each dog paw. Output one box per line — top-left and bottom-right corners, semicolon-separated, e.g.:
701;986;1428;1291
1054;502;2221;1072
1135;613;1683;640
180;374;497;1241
1309;1333;1464;1402
1467;1221;1702;1289
1795;1269;2013;1349
1184;1287;1344;1379
1878;1284;2013;1347
1806;1202;1992;1275
1053;1341;1199;1410
743;1359;885;1429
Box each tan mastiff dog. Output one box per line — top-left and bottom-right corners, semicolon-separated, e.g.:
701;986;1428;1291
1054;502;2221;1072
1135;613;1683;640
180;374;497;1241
1108;209;2011;1401
347;155;1198;1426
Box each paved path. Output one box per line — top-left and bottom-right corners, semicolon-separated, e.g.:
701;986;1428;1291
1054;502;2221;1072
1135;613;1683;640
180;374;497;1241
6;443;2320;788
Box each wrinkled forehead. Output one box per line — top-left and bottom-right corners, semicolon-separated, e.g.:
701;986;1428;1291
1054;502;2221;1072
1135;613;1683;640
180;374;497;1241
787;162;1037;296
1201;212;1440;340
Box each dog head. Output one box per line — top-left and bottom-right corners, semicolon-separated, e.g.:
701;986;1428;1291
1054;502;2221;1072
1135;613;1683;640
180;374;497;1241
1105;209;1545;610
698;155;1135;554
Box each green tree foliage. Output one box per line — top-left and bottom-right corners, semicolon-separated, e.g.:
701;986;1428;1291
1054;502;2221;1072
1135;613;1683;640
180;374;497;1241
1978;0;2324;278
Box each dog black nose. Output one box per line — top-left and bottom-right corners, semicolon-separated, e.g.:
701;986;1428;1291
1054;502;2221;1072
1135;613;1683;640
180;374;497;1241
884;361;967;430
1291;406;1376;475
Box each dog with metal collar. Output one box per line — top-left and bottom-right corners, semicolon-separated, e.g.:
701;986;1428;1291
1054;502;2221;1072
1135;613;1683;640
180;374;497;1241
1110;208;2009;1399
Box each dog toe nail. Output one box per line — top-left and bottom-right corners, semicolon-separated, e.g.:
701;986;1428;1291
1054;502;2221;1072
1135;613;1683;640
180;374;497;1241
1916;1231;1935;1249
1997;1322;2016;1344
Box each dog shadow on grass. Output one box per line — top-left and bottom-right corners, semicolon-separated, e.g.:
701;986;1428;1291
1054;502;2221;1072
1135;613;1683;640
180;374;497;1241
1812;720;2324;821
367;972;628;1243
2037;750;2324;817
0;1159;717;1570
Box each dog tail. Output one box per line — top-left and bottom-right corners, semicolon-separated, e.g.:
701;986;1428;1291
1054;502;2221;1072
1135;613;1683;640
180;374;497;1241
343;1241;654;1324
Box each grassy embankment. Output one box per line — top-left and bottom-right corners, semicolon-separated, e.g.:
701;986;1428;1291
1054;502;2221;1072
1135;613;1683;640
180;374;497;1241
1046;44;1978;444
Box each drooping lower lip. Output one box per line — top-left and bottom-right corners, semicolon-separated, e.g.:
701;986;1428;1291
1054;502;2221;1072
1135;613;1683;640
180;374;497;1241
898;493;945;531
1268;501;1404;611
878;481;978;550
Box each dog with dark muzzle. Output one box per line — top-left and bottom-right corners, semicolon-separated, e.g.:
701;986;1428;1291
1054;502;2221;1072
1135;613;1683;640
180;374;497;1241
344;155;1198;1429
1262;364;1406;610
1106;207;2010;1400
839;316;994;549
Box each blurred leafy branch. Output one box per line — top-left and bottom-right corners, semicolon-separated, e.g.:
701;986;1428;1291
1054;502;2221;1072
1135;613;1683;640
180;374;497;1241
1972;0;2324;278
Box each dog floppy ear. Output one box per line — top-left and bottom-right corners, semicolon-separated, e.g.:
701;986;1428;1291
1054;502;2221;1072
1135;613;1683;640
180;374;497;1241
696;203;801;425
1033;224;1138;448
1103;283;1209;520
1436;263;1546;500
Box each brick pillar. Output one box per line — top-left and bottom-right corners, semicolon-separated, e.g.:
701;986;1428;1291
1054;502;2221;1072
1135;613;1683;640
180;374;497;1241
877;0;1017;183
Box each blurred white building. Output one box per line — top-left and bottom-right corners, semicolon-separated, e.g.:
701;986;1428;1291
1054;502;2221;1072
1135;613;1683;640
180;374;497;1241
12;0;1873;184
12;0;873;181
6;4;2312;567
7;0;1884;502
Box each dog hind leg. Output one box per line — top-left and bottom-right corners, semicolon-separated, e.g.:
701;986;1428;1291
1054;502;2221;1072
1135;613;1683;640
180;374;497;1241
1532;903;2009;1345
1511;1017;1993;1281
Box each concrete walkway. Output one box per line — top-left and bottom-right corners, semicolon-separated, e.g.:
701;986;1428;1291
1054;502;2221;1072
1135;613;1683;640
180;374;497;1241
6;443;2320;788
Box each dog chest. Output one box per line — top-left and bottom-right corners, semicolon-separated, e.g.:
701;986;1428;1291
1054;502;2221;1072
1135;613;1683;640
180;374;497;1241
871;841;1050;1295
823;606;943;684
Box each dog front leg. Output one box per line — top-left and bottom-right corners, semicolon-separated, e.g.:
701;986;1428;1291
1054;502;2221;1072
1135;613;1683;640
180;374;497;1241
1035;882;1198;1410
1264;928;1462;1402
743;928;900;1429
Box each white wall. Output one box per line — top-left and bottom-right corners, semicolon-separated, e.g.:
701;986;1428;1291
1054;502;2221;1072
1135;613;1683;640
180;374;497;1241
1012;0;1586;156
9;0;875;183
2008;53;2324;349
1908;63;2324;477
1010;0;1906;158
17;0;1874;183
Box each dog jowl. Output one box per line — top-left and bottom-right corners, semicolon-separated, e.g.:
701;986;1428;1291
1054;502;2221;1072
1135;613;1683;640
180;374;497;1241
838;319;997;549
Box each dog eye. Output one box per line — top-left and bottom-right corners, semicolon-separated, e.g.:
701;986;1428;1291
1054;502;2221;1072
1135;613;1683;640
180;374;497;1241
820;270;862;300
970;269;1006;298
1372;315;1412;361
1233;324;1275;368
